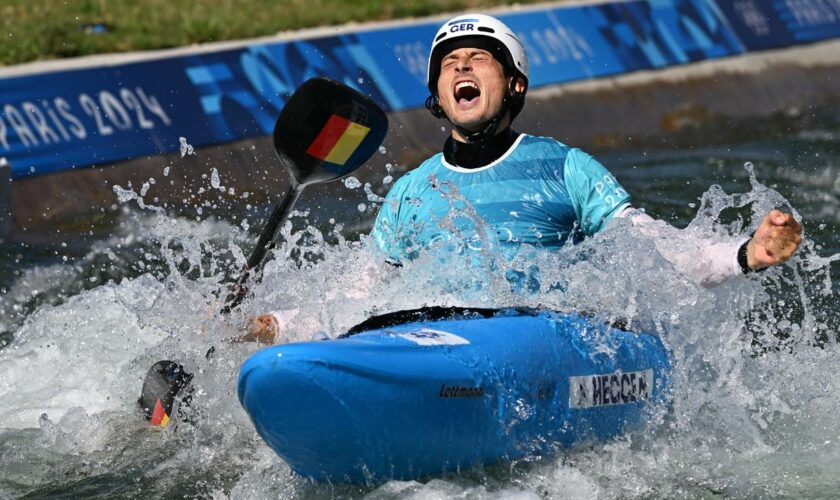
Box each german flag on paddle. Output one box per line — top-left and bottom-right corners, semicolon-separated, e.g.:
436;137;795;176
306;114;371;166
272;77;388;185
148;398;170;427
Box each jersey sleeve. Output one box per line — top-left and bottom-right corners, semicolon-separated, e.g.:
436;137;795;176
563;148;631;235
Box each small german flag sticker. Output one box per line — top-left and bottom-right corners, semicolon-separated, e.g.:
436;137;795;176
306;114;371;166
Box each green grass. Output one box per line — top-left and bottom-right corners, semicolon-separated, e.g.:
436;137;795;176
1;0;556;66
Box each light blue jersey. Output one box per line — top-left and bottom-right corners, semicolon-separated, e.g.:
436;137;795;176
371;134;630;264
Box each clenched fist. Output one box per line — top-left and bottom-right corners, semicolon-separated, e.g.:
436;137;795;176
238;314;281;344
746;209;803;270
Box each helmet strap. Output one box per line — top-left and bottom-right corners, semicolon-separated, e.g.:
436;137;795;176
424;95;446;119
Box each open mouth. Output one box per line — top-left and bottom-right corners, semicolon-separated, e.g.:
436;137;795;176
454;81;481;104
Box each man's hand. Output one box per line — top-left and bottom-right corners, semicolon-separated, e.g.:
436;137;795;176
237;314;281;344
746;209;803;270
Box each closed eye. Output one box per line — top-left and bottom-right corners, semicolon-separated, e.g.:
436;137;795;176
442;55;459;69
469;50;491;62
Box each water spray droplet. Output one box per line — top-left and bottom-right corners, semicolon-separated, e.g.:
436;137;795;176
179;137;195;157
112;185;137;203
344;177;362;189
383;163;393;184
364;182;386;203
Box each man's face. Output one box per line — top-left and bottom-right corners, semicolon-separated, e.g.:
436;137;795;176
436;47;509;135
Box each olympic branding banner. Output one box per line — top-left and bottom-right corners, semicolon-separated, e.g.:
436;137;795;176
1;0;839;179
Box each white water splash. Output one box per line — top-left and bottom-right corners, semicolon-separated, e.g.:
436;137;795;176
112;184;137;204
179;136;195;157
364;182;386;203
1;160;838;498
343;176;362;189
210;168;222;190
383;163;394;185
112;184;164;213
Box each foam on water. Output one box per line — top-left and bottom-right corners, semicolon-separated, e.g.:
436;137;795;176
0;162;837;498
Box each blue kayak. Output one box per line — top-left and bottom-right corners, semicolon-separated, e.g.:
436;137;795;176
237;308;671;483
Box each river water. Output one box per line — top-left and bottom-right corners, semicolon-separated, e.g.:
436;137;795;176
0;120;838;498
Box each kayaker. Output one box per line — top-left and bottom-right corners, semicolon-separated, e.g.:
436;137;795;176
245;13;802;343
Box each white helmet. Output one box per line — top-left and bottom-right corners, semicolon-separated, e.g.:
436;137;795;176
426;13;529;97
425;13;530;130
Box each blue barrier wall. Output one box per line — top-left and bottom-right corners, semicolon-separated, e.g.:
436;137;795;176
2;0;840;179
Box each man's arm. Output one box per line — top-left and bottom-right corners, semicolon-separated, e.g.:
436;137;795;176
614;206;802;287
240;250;393;344
240;173;413;345
561;148;803;287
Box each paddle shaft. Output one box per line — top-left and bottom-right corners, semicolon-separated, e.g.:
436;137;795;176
139;78;389;427
222;181;304;314
247;182;305;269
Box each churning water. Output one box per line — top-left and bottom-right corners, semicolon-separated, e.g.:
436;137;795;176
0;125;838;499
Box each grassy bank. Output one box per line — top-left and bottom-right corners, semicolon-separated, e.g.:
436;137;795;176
1;0;555;66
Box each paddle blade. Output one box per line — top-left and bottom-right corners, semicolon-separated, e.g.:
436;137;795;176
274;77;388;186
138;361;193;427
